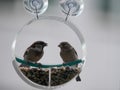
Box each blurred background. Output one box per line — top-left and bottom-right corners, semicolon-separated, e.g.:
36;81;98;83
0;0;120;90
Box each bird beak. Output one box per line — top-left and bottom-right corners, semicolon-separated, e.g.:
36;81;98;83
45;43;48;46
58;44;61;47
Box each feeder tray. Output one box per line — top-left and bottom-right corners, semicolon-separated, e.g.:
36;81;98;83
15;57;83;86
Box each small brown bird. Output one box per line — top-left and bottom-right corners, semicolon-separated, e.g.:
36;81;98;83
58;41;81;81
20;41;47;67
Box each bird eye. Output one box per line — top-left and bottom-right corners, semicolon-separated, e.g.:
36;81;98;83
62;43;66;46
35;44;42;48
64;44;68;47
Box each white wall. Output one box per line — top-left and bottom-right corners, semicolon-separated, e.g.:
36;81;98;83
0;0;120;90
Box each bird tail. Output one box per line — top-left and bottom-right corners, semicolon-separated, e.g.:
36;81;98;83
76;75;81;81
76;64;82;82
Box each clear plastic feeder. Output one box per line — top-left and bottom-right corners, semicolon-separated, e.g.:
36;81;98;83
12;16;87;89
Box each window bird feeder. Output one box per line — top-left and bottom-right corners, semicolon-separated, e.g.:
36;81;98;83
12;0;86;89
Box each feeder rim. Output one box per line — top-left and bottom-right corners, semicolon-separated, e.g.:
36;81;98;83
15;57;84;68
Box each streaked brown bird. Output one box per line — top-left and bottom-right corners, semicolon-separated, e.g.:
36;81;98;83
58;41;81;81
20;41;47;67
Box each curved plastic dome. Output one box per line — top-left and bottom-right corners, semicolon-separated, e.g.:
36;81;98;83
12;16;86;89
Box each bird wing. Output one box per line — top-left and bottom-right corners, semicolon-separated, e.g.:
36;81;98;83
23;48;37;57
23;48;29;57
73;48;78;56
24;47;43;61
